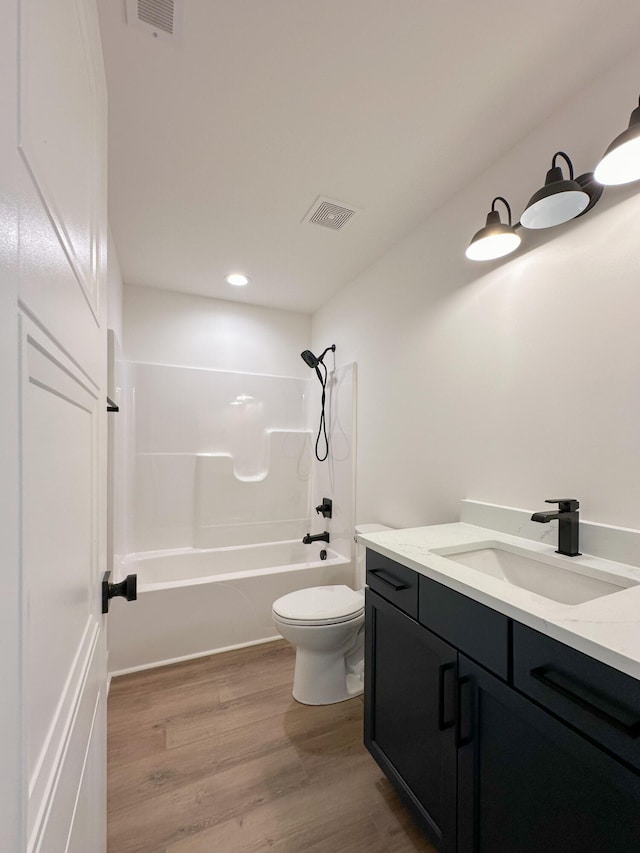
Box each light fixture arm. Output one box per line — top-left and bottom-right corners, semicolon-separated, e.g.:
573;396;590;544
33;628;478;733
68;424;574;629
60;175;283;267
491;196;512;226
552;151;574;179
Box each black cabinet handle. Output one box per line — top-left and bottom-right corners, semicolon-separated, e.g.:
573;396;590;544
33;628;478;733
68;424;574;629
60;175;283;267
438;662;456;731
368;569;407;591
456;675;474;747
530;666;640;738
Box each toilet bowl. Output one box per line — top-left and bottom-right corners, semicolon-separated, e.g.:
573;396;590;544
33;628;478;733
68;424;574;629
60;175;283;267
272;523;392;705
272;585;364;705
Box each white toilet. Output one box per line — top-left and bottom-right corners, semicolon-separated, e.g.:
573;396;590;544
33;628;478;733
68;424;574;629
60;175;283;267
272;523;392;705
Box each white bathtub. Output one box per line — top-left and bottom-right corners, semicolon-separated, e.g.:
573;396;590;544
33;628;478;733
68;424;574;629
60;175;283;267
107;541;353;674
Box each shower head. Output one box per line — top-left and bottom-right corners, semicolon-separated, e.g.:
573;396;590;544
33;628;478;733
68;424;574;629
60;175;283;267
302;345;336;463
300;345;335;369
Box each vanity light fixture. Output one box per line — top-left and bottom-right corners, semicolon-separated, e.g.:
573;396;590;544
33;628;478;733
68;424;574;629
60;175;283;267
520;151;590;229
460;85;640;260
594;96;640;186
465;196;521;261
225;272;250;287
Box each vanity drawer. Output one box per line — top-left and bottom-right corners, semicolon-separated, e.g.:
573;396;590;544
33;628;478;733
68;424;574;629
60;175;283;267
513;623;640;773
366;551;418;619
418;576;509;680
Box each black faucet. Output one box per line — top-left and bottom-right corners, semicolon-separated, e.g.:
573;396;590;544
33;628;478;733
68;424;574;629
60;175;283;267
531;499;581;557
302;531;330;544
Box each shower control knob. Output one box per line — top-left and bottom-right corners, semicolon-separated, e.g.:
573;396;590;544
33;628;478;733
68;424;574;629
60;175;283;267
102;570;137;614
315;497;333;518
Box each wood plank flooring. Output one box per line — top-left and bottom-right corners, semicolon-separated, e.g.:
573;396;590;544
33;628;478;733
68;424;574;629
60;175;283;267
108;640;436;853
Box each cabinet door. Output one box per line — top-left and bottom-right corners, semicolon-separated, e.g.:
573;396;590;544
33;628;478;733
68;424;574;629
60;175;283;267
457;655;640;853
365;588;457;852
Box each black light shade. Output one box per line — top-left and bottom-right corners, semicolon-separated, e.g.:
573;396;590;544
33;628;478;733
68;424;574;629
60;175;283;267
465;197;521;261
520;151;589;230
594;97;640;186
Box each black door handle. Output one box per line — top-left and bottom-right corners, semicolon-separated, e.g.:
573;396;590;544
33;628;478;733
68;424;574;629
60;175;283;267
102;570;137;614
438;662;456;730
368;569;408;591
456;675;474;747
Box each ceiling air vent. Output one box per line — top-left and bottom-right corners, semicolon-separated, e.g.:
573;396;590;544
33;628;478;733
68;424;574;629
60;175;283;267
302;196;361;231
126;0;183;41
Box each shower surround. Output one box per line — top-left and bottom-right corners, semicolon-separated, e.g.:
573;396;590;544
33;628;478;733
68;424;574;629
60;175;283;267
108;360;354;673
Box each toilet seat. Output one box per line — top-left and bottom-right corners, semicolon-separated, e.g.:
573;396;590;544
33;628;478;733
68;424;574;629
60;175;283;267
272;585;364;626
273;609;364;628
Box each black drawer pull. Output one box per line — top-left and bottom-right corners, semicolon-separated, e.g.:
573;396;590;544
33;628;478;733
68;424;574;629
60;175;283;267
530;666;640;738
369;569;408;592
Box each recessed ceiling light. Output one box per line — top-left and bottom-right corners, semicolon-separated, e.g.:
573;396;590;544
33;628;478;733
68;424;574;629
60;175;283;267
225;273;250;287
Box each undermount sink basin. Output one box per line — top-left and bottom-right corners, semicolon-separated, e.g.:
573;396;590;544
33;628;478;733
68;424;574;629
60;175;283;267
433;542;638;605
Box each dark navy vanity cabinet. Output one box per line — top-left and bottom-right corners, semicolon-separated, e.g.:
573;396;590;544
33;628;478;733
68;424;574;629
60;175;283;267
365;588;457;851
364;549;640;853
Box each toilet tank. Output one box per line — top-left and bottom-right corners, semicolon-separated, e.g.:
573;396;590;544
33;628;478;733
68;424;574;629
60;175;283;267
354;523;394;589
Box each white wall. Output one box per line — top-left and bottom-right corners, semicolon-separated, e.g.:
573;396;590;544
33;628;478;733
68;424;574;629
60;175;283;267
124;284;311;375
313;48;640;532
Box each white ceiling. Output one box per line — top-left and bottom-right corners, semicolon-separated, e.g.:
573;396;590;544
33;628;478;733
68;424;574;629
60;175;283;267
98;0;640;314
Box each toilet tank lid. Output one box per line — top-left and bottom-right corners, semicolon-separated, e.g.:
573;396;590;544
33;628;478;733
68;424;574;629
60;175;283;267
273;585;364;621
354;523;393;535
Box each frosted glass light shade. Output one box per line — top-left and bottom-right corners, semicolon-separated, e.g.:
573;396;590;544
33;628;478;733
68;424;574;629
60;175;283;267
520;188;589;229
465;229;521;261
594;108;640;186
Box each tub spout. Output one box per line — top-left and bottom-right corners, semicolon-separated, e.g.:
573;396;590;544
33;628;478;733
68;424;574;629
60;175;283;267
302;531;330;544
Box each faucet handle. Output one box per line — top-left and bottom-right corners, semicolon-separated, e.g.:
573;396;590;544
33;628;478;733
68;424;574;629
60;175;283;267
545;498;579;512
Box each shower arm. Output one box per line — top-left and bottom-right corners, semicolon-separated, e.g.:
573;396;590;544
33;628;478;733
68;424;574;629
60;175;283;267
316;344;336;365
314;345;335;382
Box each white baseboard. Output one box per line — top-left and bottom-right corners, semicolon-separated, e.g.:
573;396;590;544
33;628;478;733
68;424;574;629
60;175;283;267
108;634;284;679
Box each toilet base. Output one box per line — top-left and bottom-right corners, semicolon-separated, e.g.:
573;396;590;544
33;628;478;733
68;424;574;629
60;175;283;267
273;605;365;706
292;645;364;705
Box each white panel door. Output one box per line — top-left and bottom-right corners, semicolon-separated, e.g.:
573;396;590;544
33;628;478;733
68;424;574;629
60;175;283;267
1;0;109;850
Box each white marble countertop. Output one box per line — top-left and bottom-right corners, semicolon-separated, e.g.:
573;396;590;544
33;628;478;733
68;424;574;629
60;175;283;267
359;522;640;681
